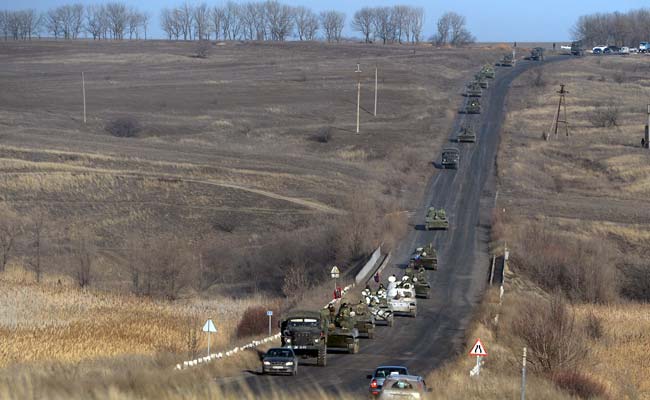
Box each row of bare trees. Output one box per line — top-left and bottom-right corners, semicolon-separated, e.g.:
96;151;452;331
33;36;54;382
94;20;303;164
351;6;424;44
0;3;149;41
432;11;475;46
161;1;342;42
572;8;650;47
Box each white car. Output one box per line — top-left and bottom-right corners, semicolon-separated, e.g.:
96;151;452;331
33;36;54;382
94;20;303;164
640;42;649;53
620;47;630;55
592;45;607;53
630;47;639;53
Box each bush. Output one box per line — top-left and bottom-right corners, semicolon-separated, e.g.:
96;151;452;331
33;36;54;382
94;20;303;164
551;371;607;399
312;126;332;143
612;71;626;84
585;312;604;340
620;262;650;301
105;117;141;138
591;103;619;128
511;294;587;372
235;305;277;339
532;69;546;87
195;40;210;59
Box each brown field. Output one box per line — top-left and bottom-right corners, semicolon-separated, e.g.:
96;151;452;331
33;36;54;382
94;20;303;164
490;54;650;399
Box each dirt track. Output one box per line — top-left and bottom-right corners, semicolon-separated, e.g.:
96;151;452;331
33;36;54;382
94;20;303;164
217;55;571;397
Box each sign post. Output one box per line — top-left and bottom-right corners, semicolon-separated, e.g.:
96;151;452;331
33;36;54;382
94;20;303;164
521;347;527;400
202;319;217;357
330;266;340;298
469;338;488;377
267;310;273;336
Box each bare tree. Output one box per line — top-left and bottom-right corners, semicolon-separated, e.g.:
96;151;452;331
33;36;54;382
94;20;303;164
210;5;225;40
161;8;179;40
320;10;345;43
352;7;374;43
69;226;95;288
105;2;128;39
572;8;650;47
265;0;293;41
26;209;47;283
85;5;106;40
434;12;474;46
408;7;424;43
140;12;149;39
372;7;392;44
0;204;22;272
193;3;210;40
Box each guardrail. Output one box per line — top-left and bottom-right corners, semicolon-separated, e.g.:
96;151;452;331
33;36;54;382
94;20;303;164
354;246;382;284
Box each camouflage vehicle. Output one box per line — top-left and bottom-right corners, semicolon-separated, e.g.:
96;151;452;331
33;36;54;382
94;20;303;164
499;54;515;67
571;41;584;56
441;147;460;169
465;98;481;114
408;243;438;270
458;125;476;143
280;310;328;366
425;207;449;230
353;300;376;339
389;284;417;318
403;267;430;299
366;286;394;327
481;64;496;79
327;303;360;354
530;47;545;61
474;73;489;89
465;81;482;97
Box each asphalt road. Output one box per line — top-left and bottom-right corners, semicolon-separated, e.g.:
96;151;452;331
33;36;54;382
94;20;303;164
218;56;569;398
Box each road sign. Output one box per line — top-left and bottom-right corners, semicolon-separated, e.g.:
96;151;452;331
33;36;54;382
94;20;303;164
266;310;273;317
203;319;217;333
330;266;340;279
469;338;488;357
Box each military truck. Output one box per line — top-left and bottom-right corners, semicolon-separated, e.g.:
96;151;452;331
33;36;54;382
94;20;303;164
353;301;376;339
465;98;481;114
530;47;545;61
465;81;482;97
571;40;584;56
458;125;476;143
499;54;515;67
474;73;489;89
441;148;459;169
481;64;496;79
408;243;438;270
327;304;360;354
280;310;328;366
425;207;449;230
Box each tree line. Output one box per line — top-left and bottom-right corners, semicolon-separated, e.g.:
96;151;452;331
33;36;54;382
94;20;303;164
572;8;650;47
1;1;475;45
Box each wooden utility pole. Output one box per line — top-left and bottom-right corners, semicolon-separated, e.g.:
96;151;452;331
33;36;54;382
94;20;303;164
644;104;650;149
82;72;86;124
356;63;362;133
374;66;378;117
546;84;569;140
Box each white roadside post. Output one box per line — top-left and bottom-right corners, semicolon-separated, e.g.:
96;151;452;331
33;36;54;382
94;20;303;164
267;310;273;336
81;72;86;124
330;266;340;299
521;347;527;400
469;338;488;377
374;65;378;117
203;319;217;358
355;63;362;133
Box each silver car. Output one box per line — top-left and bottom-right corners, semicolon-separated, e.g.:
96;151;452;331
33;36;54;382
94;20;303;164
378;374;431;399
367;366;409;397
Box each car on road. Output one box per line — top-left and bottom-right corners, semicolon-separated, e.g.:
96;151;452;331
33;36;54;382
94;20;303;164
620;46;630;55
592;45;607;54
378;374;432;399
367;366;409;397
261;347;298;376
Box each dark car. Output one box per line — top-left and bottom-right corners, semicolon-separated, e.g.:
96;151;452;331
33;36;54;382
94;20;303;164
593;48;602;54
605;46;620;54
262;347;298;376
367;366;409;397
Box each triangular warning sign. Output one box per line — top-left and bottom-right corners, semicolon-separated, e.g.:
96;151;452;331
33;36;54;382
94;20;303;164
469;338;488;357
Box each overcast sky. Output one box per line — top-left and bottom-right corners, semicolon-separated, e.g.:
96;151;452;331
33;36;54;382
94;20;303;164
5;0;649;42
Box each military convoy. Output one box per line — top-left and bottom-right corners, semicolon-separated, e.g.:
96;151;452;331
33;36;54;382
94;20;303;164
327;304;361;354
499;53;515;67
474;73;489;89
529;47;545;61
408;243;438;270
465;81;482;97
280;310;329;366
441;147;460;169
480;64;495;79
424;207;449;230
465;98;481;114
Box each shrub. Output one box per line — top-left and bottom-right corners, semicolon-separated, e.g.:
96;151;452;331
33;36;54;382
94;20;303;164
585;312;604;340
551;371;607;399
612;71;626;84
620;262;650;301
591;103;619;128
195;40;210;59
532;69;546;87
312;126;332;143
105;117;141;138
511;293;587;372
235;305;277;339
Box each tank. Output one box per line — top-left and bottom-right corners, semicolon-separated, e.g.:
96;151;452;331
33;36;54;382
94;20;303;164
465;98;481;114
365;286;394;327
425;207;449;230
458;125;476;143
465;81;482;97
326;303;360;354
530;47;545;61
481;64;495;79
474;73;489;89
408;242;438;270
441;147;460;169
499;54;515;67
353;301;376;339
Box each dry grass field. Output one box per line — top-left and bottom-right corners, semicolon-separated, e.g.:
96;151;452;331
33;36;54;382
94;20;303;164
491;54;650;399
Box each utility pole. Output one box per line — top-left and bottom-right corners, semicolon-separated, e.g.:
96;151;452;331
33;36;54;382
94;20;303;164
82;72;86;124
355;63;362;133
644;104;650;149
546;84;569;140
374;66;378;117
521;347;527;400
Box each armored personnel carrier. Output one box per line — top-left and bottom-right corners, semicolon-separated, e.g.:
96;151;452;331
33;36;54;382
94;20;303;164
280;310;328;366
408;243;438;270
465;98;481;114
458;125;476;143
499;54;515;67
481;64;495;79
474;73;489;89
365;286;394;327
353;300;376;339
441;147;460;169
425;207;449;230
530;47;545;61
465;81;482;97
327;304;360;354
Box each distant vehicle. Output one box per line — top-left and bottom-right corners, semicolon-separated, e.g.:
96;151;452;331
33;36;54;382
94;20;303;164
441;147;460;169
458;125;476;143
604;46;620;54
630;47;639;53
570;41;584;56
378;375;432;399
465;98;481;114
262;348;298;376
592;45;607;53
389;287;417;318
529;47;545;61
424;207;449;230
640;42;649;53
280;310;328;366
408;243;438;270
367;366;409;397
620;47;630;55
592;48;602;54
